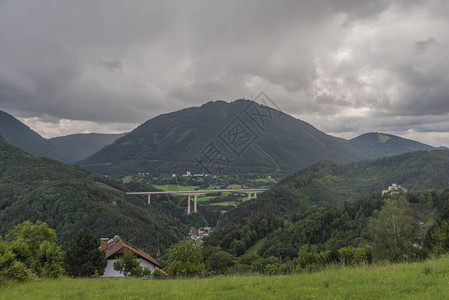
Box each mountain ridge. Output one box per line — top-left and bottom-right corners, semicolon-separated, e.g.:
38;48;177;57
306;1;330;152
78;99;364;175
0;110;64;161
349;132;438;159
50;132;127;163
0;109;125;163
2;105;444;175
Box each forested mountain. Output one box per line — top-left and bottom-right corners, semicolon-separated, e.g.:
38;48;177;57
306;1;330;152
220;149;449;225
349;132;438;159
49;133;126;163
0;110;63;161
205;150;449;263
0;137;189;254
3;106;442;178
78;100;363;176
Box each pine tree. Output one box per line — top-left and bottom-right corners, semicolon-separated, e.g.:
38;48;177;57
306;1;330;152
64;228;107;277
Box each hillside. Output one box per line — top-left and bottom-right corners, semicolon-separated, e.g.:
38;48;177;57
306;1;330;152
0;110;63;161
49;133;126;163
205;150;449;261
0;137;188;254
349;132;437;159
221;149;449;223
78;100;363;176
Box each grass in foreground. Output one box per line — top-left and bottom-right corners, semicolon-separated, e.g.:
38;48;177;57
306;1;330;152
2;257;449;299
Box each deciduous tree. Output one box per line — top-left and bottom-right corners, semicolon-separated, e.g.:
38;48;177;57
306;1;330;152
368;196;415;262
166;240;204;276
113;249;144;277
1;221;64;279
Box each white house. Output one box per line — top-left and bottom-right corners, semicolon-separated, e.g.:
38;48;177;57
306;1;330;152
100;235;167;277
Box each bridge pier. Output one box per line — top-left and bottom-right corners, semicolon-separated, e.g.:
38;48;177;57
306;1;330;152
187;195;191;215
148;194;151;205
254;192;257;199
194;194;198;213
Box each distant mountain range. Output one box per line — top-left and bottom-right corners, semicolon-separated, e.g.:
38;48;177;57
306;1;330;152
1;102;445;176
0;110;125;163
78;100;364;175
349;132;440;159
77;100;444;175
49;133;126;163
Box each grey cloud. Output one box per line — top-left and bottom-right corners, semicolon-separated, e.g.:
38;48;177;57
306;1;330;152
414;38;437;54
0;0;448;146
103;61;122;72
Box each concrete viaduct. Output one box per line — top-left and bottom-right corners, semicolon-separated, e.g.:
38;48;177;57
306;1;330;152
126;188;268;214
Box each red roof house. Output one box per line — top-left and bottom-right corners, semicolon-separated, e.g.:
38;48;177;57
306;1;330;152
100;235;167;277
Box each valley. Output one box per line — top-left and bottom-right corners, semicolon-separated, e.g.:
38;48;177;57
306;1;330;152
2;100;449;295
2;2;449;298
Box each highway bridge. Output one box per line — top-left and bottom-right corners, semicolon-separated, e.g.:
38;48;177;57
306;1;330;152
126;188;268;214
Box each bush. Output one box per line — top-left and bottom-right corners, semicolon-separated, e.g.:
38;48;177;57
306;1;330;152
1;221;65;280
153;268;165;278
7;261;30;281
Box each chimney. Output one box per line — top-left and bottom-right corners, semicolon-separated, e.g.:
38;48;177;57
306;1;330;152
100;238;109;251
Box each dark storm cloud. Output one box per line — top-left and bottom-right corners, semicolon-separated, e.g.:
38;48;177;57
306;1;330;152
0;0;448;145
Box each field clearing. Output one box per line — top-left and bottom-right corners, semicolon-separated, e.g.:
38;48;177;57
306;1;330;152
250;177;277;184
3;257;449;299
153;184;198;191
122;175;133;184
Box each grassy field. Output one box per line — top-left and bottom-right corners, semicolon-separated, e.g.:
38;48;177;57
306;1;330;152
153;184;198;191
3;257;449;299
122;175;133;184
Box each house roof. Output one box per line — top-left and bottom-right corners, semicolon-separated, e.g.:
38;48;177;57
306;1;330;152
102;236;167;276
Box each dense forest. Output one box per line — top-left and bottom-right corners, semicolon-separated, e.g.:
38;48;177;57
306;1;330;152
218;149;449;226
201;149;449;273
201;190;449;274
0;137;191;255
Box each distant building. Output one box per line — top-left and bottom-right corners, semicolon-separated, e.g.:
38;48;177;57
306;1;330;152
100;235;167;277
186;226;213;246
382;183;408;196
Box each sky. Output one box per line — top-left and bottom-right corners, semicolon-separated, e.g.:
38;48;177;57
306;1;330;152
1;1;449;146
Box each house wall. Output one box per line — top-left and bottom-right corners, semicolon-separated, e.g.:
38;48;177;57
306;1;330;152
101;258;156;277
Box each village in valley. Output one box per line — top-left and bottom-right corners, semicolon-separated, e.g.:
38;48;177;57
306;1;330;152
186;226;214;246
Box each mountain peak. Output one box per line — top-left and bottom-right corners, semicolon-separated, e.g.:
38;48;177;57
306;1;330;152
0;110;63;161
349;132;435;159
78;99;362;175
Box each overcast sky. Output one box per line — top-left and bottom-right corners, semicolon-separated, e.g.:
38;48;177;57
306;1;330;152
1;1;449;146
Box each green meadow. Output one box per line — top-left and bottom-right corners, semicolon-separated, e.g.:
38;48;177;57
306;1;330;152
3;256;449;300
